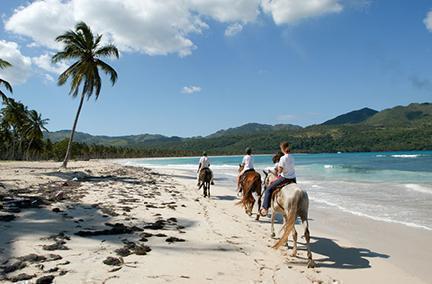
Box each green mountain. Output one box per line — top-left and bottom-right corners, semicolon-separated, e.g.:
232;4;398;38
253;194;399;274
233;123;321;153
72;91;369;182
322;107;378;125
365;103;432;127
207;123;302;138
45;130;181;147
44;102;432;154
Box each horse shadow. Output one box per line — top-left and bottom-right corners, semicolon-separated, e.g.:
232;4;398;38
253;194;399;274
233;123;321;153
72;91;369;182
303;236;389;269
213;195;237;201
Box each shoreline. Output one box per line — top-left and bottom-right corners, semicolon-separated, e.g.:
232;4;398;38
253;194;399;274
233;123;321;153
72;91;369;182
0;160;431;283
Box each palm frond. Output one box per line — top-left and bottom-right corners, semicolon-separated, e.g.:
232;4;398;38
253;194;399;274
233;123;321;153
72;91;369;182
0;79;13;93
0;59;12;69
96;59;118;85
95;44;119;58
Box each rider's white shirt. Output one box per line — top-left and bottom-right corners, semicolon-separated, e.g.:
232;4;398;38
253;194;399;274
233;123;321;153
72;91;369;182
199;156;210;168
279;154;296;179
242;155;254;170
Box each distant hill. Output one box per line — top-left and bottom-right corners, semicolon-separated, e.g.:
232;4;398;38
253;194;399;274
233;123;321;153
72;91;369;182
44;130;181;147
365;103;432;127
322;107;378;125
44;102;432;154
207;123;302;138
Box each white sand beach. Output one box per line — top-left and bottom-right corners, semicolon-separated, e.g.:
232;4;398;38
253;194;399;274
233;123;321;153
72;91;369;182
1;160;431;283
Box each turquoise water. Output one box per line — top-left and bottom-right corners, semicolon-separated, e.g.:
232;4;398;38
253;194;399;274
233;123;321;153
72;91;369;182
122;151;432;230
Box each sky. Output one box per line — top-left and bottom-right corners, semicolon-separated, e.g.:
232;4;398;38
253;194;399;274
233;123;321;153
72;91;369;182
0;0;432;137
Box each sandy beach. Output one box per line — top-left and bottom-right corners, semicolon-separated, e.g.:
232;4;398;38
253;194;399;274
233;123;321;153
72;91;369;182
1;160;431;284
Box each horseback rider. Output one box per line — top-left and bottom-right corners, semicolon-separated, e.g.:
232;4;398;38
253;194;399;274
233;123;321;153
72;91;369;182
264;151;284;176
197;151;214;186
260;142;297;216
237;147;254;194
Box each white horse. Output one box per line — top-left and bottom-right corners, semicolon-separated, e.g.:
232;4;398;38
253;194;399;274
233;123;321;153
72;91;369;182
263;172;315;268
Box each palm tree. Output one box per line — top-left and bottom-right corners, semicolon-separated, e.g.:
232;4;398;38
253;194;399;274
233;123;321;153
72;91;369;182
24;110;49;159
1;98;28;159
52;21;119;168
0;59;13;103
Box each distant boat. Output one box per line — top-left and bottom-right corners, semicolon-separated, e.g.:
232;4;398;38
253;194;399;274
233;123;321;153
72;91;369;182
337;151;342;154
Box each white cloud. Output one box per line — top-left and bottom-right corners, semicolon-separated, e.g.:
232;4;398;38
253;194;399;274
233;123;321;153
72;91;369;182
5;0;262;57
261;0;343;25
225;23;243;37
32;53;68;75
0;40;32;85
424;10;432;32
189;0;260;23
181;85;202;94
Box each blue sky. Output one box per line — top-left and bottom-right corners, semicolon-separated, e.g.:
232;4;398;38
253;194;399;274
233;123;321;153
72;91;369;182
0;0;432;137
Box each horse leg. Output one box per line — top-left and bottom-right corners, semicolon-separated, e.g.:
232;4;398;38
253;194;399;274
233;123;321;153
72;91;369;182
270;210;276;238
291;227;298;257
207;182;211;198
302;218;315;268
256;190;262;221
270;197;276;237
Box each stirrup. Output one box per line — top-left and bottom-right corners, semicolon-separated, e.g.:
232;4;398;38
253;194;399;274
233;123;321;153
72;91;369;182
260;208;268;217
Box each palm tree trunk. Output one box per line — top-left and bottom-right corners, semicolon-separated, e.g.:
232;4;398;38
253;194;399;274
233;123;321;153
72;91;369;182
61;93;85;168
26;138;34;160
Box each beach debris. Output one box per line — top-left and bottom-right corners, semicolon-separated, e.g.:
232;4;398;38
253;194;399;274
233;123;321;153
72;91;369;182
115;247;132;257
45;267;59;273
36;275;55;284
0;213;15;222
75;223;140;237
103;257;123;266
143;220;165;230
166;237;186;243
133;245;151;255
17;253;47;263
54;191;65;200
42;240;69;251
46;254;62;262
140;232;153;238
108;267;122;273
1;261;26;274
7;273;35;282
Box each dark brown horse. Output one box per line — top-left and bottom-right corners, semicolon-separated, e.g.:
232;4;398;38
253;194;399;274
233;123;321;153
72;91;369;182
198;167;212;198
237;165;262;220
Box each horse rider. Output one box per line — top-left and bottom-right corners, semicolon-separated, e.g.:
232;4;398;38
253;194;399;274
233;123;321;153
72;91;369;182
237;147;254;194
197;151;214;186
260;142;297;216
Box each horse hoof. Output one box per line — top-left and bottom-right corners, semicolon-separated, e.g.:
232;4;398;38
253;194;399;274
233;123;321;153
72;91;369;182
271;233;275;238
307;259;315;268
255;214;260;221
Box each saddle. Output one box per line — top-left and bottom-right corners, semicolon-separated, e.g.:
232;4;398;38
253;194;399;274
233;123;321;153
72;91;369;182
240;168;255;181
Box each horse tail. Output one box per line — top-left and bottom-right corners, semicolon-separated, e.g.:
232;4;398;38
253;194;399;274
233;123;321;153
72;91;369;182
273;193;298;249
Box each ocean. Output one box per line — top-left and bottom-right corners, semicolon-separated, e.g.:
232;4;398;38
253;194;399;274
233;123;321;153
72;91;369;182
120;151;432;231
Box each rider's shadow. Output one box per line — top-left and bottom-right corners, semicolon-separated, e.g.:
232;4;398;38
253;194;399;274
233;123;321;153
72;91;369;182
307;236;389;269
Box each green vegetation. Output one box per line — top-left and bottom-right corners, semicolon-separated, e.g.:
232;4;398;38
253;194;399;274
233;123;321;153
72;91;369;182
0;59;13;103
43;103;432;157
322;107;378;125
52;21;119;168
0;99;49;160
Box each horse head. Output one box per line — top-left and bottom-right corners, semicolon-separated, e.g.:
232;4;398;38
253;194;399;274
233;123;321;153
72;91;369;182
238;164;244;173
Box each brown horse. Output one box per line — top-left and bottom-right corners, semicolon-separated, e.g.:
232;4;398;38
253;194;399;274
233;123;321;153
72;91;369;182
198;167;212;198
237;165;262;220
263;171;314;268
